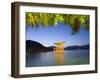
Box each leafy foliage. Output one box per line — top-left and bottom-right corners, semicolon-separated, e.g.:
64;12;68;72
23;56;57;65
26;12;89;34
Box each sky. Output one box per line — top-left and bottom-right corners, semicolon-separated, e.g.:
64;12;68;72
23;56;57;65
26;23;89;47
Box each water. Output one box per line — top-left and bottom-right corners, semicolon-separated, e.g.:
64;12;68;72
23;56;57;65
26;50;89;67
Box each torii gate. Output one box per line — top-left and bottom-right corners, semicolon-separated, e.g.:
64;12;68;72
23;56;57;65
54;42;65;53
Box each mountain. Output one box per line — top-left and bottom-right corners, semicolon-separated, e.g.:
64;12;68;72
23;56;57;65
26;40;54;54
65;44;89;50
26;40;45;48
26;40;89;54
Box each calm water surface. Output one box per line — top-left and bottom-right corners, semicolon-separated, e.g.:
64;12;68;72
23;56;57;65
26;50;89;67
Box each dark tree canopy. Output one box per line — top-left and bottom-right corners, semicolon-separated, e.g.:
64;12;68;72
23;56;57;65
26;12;89;34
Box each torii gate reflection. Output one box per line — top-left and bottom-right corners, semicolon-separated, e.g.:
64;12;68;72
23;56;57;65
54;42;65;65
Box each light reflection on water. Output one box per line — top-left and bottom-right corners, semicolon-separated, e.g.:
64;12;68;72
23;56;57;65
54;52;64;65
26;50;89;67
